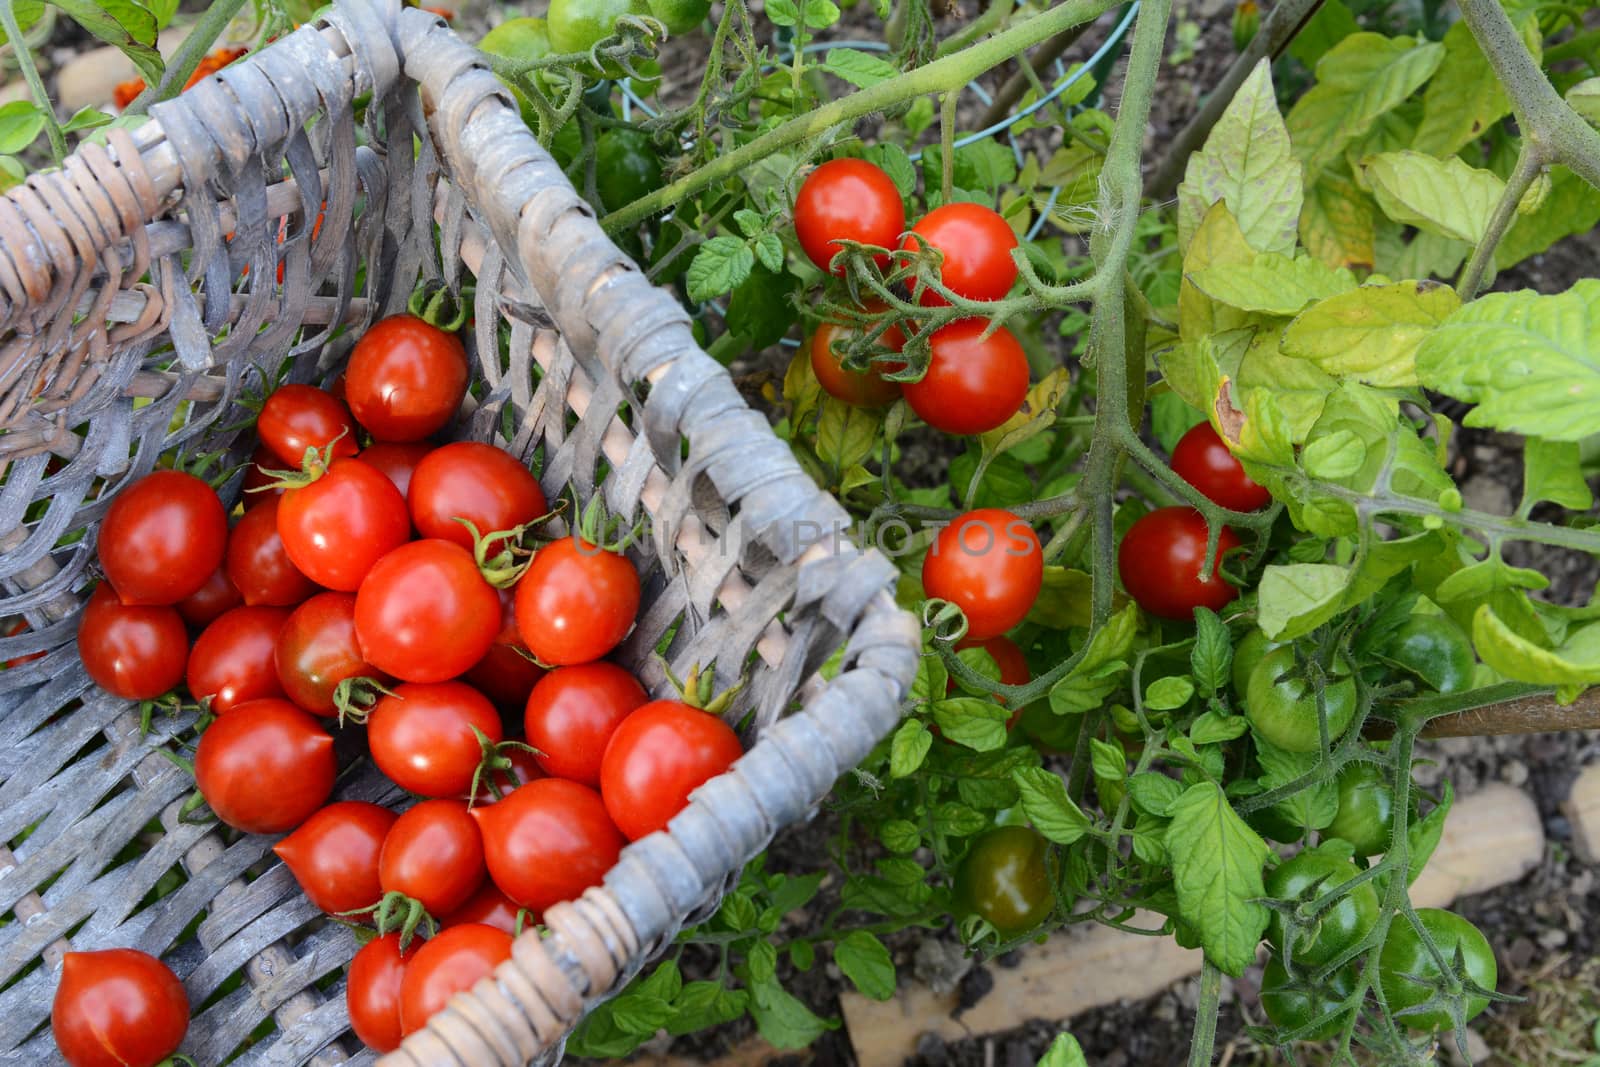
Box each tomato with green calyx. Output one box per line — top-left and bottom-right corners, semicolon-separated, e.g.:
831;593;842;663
902;202;1018;305
398;923;513;1036
548;0;648;71
1264;851;1379;967
514;536;639;665
1327;762;1397;857
794;158;905;275
356;539;501;683
257;383;359;468
1231;628;1279;700
274;800;396;915
378;798;487;933
955;825;1053;937
276;592;384;717
647;0;710;34
346;932;418;1053
76;584;188;701
52;949;188;1067
1260;957;1358;1040
921;508;1043;640
1246;647;1358;754
1379;908;1496;1032
901;318;1029;436
1117;507;1240;622
600;700;743;840
368;680;504;798
1382;613;1474;694
594;128;663;215
408;441;547;557
277;457;411;592
1170;420;1271;512
807;304;905;408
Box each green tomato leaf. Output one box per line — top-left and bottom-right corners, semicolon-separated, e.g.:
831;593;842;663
668;982;749;1035
49;0;163;85
61;106;112;133
834;931;896;1000
0;101;45;156
764;0;840;27
1406;781;1453;885
1257;563;1353;640
816;395;879;472
1036;1033;1089;1067
1280;280;1460;389
1287;0;1358;69
1026;566;1095;630
979;367;1070;459
1413;19;1520;157
1286;33;1444;179
1190;709;1250;744
613;993;674;1035
1128;772;1184;817
1254;738;1338;830
889;719;932;777
1523;438;1594;512
687;235;754;302
822;48;900;88
747;977;837;1048
1187;253;1357;316
912;653;949;704
726;264;793;348
1165;782;1272;976
1080;602;1138;674
930;698;1010;751
864;142;916;197
1569;77;1600;125
1049;660;1126;715
1472;603;1600;700
1012;766;1091;843
1145;676;1195;712
880;819;921;853
1090;737;1127;783
1365;151;1505;245
1191;608;1231;697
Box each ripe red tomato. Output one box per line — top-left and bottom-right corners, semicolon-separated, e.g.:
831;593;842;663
397;923;512;1036
277;458;410;592
240;444;284;510
464;585;545;713
408;442;547;554
441;880;524;934
902;202;1019;305
523;662;648;786
514;537;639;665
52;948;188;1067
345;315;470;443
950;634;1029;728
346;932;418;1053
98;470;228;605
472;744;544;805
368;681;503;797
186;605;290;714
175;565;242;629
379;799;486;918
599;700;743;840
193;698;336;832
355;539;501;682
76;584;188;700
901;318;1029;435
808;306;905;408
224;495;319;607
793;158;905;274
273;801;396;914
257;384;359;467
1117;507;1241;621
921;509;1042;640
275;592;380;717
357;441;434;500
471;779;623;911
1170;421;1271;512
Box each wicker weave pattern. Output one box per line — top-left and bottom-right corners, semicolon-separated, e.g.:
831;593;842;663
0;2;919;1062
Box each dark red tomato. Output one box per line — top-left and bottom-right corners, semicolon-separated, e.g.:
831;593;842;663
921;509;1043;640
257;384;359;467
1117;507;1241;621
273;801;396;914
408;442;547;554
175;565;242;629
950;634;1029;728
599;700;743;840
277;458;410;592
379;799;486;918
355;540;501;683
397;923;512;1036
901;202;1018;305
275;592;382;717
464;586;544;713
472;744;545;805
346;932;418;1053
52;948;188;1067
808;306;905;408
240;444;284;509
345;314;470;443
441;881;524;934
186;605;290;714
368;681;503;797
1170;421;1271;512
76;584;188;700
793;158;906;274
193;698;336;832
357;441;434;500
514;537;639;666
224;496;319;607
901;318;1029;436
523;662;648;786
98;469;228;605
470;779;623;911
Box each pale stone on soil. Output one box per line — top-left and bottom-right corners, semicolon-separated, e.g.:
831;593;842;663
1561;761;1600;864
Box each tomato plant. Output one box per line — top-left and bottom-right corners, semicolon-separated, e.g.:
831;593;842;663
1117;507;1240;621
901;318;1030;436
921;508;1042;640
52;949;188;1067
955;826;1053;937
1265;850;1379;967
1379;909;1497;1032
794;159;905;275
902;202;1019;305
1169;421;1271;512
1245;647;1358;754
807;306;905;408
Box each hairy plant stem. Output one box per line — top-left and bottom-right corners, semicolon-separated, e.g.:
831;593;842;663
127;0;249;114
0;0;63;161
1188;962;1223;1067
1457;145;1541;299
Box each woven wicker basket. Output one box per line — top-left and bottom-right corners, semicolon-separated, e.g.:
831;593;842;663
0;1;920;1061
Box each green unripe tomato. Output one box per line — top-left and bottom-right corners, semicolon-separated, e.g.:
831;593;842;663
1383;613;1474;694
1264;851;1379;967
1379;909;1496;1031
1232;628;1279;700
1327;762;1397;857
647;0;711;34
955;826;1053;938
1260;956;1358;1040
479;17;554;128
1246;647;1357;754
594;127;663;214
548;0;649;74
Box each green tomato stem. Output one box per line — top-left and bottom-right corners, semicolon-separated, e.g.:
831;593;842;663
0;0;64;161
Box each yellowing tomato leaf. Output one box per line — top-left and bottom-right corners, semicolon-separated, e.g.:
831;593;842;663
1365;150;1505;245
1286;33;1444;179
1187;254;1357;316
1280;280;1461;388
1300;169;1377;272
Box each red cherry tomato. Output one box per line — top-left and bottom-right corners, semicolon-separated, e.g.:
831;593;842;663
921;509;1043;640
275;592;383;717
471;745;545;805
52;948;188;1067
408;442;547;554
193;698;336;832
901;318;1029;436
175;565;243;629
397;923;512;1036
464;585;545;713
257;384;359;467
224;495;319;607
808;306;905;408
793;158;906;275
98;470;228;605
345;314;470;443
523;662;648;787
76;584;188;700
273;801;396;915
186;605;290;714
902;202;1018;305
368;681;503;797
1117;506;1242;621
355;540;501;683
240;444;284;510
949;634;1029;727
514;537;639;666
277;458;410;592
1170;421;1272;512
441;880;525;934
379;799;486;918
357;441;434;500
470;779;623;911
346;932;418;1053
599;700;743;841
